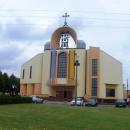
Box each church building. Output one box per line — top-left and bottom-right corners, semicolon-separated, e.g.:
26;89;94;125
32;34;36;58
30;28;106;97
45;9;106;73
20;14;123;102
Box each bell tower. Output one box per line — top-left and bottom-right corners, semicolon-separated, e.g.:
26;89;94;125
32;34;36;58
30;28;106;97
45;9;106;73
50;13;77;49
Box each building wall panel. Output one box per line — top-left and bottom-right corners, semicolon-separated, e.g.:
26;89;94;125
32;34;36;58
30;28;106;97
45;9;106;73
20;53;43;84
27;84;34;96
42;50;55;96
75;49;86;97
20;84;27;96
100;51;123;99
34;83;41;95
69;49;75;79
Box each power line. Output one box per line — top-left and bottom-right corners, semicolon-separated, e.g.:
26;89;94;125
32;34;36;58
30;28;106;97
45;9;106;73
0;23;130;29
0;9;130;16
0;15;130;22
0;9;130;25
0;9;130;29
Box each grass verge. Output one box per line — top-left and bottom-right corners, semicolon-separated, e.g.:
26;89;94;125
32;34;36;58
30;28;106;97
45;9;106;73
0;104;130;130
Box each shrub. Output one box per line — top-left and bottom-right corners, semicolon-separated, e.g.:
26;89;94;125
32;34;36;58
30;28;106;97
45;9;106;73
0;95;32;104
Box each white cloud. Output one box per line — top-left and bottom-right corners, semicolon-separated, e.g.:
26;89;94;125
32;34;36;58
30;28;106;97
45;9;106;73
0;0;130;86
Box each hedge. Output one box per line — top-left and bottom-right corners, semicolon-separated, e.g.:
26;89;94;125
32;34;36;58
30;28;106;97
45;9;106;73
0;95;32;104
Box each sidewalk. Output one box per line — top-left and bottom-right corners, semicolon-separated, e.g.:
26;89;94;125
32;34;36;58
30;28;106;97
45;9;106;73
44;100;70;105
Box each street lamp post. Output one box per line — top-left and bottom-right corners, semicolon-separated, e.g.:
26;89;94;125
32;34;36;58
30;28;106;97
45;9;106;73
74;57;80;105
127;79;129;98
11;84;17;96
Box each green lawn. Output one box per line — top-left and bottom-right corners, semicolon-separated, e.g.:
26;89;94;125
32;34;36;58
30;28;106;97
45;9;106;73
0;104;130;130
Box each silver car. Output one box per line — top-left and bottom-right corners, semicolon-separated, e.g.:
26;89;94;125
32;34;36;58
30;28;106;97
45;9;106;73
32;95;44;103
70;97;84;106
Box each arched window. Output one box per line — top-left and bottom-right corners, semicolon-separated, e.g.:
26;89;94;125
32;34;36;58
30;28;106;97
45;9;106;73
57;52;67;78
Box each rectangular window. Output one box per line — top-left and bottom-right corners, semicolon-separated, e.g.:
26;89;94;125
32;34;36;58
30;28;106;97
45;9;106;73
106;88;115;97
92;59;98;76
22;69;25;79
91;78;97;96
29;66;32;79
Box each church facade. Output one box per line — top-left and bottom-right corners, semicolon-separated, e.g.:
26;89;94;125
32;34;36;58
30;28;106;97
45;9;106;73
20;22;124;102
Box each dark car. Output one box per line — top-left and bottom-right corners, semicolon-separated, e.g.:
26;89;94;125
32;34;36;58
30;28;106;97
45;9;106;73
84;99;98;107
115;99;126;108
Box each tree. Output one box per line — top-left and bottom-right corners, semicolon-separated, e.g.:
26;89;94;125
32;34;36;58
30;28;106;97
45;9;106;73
2;73;10;93
0;70;20;95
0;71;4;93
10;74;20;95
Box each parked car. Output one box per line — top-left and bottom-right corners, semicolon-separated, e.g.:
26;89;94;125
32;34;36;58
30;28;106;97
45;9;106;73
32;95;44;103
115;99;126;108
70;97;84;106
84;98;98;107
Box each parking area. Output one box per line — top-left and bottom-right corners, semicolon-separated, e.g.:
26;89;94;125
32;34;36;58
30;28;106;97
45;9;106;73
38;100;115;107
38;100;130;108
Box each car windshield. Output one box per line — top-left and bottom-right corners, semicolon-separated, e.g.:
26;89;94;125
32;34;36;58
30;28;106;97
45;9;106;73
88;99;95;103
116;99;125;102
72;98;82;101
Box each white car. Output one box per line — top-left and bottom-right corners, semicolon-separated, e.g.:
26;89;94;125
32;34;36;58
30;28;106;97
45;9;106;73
70;97;84;106
32;95;44;103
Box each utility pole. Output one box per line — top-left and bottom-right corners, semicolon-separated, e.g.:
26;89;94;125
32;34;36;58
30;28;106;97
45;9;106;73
74;52;80;105
127;79;129;98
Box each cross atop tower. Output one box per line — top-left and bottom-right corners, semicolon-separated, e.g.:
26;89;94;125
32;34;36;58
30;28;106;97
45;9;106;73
62;13;70;26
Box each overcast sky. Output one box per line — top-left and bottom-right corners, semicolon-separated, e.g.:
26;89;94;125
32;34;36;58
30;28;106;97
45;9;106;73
0;0;130;86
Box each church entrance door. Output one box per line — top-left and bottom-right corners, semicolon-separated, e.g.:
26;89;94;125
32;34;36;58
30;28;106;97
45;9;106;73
56;86;73;101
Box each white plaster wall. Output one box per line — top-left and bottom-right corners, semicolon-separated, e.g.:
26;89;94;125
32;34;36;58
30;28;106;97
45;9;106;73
99;51;123;99
20;53;43;84
75;49;86;97
42;50;55;96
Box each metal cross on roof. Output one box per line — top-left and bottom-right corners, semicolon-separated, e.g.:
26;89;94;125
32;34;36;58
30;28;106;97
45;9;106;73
62;12;70;26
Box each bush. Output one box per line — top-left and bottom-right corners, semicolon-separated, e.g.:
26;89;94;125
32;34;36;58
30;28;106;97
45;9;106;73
0;95;32;104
